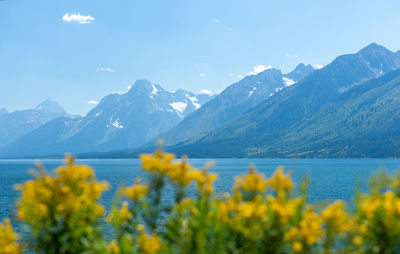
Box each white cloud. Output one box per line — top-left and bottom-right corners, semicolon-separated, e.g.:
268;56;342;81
237;74;244;79
200;73;206;77
212;18;220;23
285;52;298;58
62;13;94;24
96;67;114;72
246;65;272;76
87;100;98;105
313;64;324;69
200;89;213;95
228;73;235;77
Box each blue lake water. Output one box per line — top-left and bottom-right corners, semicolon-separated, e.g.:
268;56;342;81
1;158;400;221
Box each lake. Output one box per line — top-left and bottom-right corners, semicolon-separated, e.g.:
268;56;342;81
1;158;400;221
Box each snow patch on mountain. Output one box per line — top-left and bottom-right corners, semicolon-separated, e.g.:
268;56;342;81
170;102;187;118
151;84;158;95
186;95;201;110
249;87;257;96
112;119;124;129
283;77;295;87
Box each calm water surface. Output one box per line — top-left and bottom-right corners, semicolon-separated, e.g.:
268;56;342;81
1;158;400;221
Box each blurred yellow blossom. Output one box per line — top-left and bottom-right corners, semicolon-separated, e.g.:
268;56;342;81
140;148;177;175
267;167;293;194
235;166;268;192
138;232;162;254
0;219;23;254
190;169;218;194
322;200;352;233
122;178;148;201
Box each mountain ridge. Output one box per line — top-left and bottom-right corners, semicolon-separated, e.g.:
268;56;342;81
152;64;315;148
100;43;400;159
0;99;71;147
0;80;214;157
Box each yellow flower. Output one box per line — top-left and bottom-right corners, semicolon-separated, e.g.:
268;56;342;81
292;241;303;252
138;233;162;254
107;201;133;226
322;200;352;233
136;224;145;232
167;156;195;186
267;167;293;194
353;235;363;246
190;169;218;194
120;201;133;222
122;178;148;201
14;154;109;251
0;219;23;254
140;147;177;175
300;207;323;245
360;195;380;219
235;166;268;193
267;196;303;224
286;206;322;248
237;196;267;220
107;240;120;253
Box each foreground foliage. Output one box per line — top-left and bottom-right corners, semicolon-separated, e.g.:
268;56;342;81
2;146;400;253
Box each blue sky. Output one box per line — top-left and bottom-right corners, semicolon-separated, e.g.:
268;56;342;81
1;0;400;115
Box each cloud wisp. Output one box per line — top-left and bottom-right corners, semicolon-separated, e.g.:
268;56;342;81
285;52;299;58
230;65;272;80
200;89;213;95
87;100;98;106
96;67;114;73
246;64;272;76
62;13;94;24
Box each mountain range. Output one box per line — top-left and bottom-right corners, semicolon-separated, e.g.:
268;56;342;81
101;43;400;158
148;43;400;158
0;81;214;157
0;99;72;147
154;63;316;147
2;43;400;158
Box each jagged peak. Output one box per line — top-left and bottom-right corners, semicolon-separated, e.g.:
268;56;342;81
35;98;66;114
289;63;315;73
284;63;316;82
358;43;392;55
127;79;163;96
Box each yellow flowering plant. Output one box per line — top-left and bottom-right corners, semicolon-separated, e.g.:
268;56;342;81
0;218;23;254
14;154;109;253
3;145;400;253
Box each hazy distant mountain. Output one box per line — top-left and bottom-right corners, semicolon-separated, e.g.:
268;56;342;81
0;99;70;147
35;98;67;114
0;80;214;157
153;64;315;147
138;43;400;158
0;108;7;117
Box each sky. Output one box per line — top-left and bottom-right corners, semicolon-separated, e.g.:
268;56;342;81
1;0;400;115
